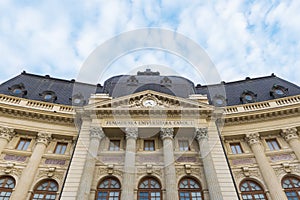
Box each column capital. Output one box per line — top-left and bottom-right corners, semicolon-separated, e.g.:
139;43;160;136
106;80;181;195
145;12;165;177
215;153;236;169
194;128;208;141
37;132;51;145
160;128;174;140
90;126;105;140
125;127;138;140
281;127;298;142
245;133;260;145
0;126;15;141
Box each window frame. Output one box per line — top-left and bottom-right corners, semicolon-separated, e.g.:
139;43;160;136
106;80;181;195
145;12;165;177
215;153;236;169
178;177;203;200
0;176;15;200
30;179;58;200
178;140;190;151
240;179;267;200
230;143;243;154
16;138;31;151
96;177;121;200
54;142;68;154
266;139;280;151
109;140;121;151
144;140;155;151
282;176;300;200
138;177;162;200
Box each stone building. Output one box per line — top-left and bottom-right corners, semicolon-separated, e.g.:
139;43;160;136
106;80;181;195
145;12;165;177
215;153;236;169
0;69;300;200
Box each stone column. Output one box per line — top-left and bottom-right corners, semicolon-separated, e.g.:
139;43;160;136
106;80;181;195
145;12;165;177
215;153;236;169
0;126;15;154
246;133;287;200
11;132;51;199
121;127;138;200
160;128;178;200
281;127;300;161
77;126;105;200
195;128;223;200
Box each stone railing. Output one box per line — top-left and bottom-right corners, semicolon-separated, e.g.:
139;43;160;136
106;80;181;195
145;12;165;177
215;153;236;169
0;94;75;114
225;94;300;114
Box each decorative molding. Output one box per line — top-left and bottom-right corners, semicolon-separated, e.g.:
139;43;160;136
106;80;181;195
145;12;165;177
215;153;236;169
0;126;15;141
160;127;174;140
37;132;51;145
90;126;105;140
4;154;28;162
245;133;260;145
194;128;208;141
281;127;299;142
269;154;294;162
125;127;138;140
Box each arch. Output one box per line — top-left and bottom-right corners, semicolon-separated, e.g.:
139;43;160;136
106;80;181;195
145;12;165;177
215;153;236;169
96;176;121;200
0;175;15;199
138;176;162;200
178;176;203;200
30;179;58;200
239;179;267;200
282;175;300;200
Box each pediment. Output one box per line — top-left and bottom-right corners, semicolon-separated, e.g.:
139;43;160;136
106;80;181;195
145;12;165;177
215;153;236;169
85;90;213;111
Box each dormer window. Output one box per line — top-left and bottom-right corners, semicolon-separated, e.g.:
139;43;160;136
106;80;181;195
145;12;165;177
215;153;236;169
127;76;138;86
40;91;57;102
212;95;227;107
270;84;288;98
240;90;257;104
8;83;27;97
70;93;85;105
160;77;172;86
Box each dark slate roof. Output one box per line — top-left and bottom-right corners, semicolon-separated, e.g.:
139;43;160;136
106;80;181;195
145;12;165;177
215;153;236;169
1;70;300;106
196;74;300;106
0;71;99;105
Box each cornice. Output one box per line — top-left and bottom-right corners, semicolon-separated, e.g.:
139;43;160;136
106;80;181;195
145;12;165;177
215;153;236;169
0;94;75;124
223;95;300;125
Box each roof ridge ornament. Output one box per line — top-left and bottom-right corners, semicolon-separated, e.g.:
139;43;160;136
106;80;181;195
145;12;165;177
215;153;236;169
137;68;160;76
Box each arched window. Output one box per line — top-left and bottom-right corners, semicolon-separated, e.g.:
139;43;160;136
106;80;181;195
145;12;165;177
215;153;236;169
240;180;267;200
0;176;15;199
178;177;203;200
138;177;162;200
96;177;121;200
31;179;58;200
282;176;300;200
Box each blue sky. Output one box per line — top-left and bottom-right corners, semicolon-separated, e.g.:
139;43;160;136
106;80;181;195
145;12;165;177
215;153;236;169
1;0;300;85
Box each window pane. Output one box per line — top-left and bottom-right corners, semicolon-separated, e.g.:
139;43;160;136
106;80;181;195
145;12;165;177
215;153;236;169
144;140;155;151
17;139;31;150
109;140;120;151
266;139;280;150
230;143;242;154
179;140;189;151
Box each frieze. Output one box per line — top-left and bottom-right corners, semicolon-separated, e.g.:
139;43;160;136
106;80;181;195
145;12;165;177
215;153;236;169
137;155;163;163
103;120;195;127
269;154;293;162
4;154;28;162
99;156;124;164
231;158;255;165
176;156;197;163
45;159;66;165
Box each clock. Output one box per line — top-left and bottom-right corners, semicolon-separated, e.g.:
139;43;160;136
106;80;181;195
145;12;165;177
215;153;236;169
142;98;157;107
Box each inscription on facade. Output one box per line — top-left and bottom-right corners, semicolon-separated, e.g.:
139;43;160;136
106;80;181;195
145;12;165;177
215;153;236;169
103;120;195;127
176;156;197;162
4;154;27;162
137;155;163;163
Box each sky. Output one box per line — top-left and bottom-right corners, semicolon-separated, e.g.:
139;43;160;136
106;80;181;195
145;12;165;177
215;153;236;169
0;0;300;86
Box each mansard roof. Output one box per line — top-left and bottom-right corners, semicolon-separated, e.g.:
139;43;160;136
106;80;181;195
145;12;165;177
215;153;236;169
0;70;300;106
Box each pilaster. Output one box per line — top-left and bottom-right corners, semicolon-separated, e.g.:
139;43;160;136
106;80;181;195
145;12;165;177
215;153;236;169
0;126;15;154
281;127;300;161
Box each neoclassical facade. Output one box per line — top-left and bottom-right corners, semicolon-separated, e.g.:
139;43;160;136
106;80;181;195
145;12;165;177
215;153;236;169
0;69;299;200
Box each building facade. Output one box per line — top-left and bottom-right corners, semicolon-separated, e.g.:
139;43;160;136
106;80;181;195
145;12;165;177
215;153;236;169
0;69;300;200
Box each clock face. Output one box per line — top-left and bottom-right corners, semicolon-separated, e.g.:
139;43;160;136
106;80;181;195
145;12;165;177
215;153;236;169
142;99;157;107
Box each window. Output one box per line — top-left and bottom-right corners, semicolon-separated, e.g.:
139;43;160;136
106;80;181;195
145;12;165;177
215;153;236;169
144;140;155;151
282;176;300;200
178;177;203;200
54;143;67;154
96;177;121;200
138;177;161;200
179;140;189;151
0;176;15;200
16;138;31;150
240;180;267;200
30;179;58;200
109;140;120;151
266;139;280;150
230;143;243;154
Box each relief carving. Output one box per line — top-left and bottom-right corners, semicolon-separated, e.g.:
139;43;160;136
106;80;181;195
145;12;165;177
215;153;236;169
245;133;260;145
281;127;299;142
0;126;15;141
160;128;174;140
194;128;208;141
